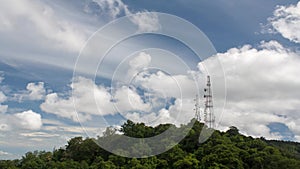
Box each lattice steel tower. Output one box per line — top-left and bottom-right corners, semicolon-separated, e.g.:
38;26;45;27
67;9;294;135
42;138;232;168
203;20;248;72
204;75;215;128
194;94;201;121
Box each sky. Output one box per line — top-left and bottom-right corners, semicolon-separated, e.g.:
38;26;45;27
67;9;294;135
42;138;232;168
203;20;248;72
0;0;300;159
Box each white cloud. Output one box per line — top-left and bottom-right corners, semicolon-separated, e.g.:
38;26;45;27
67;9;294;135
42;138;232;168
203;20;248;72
0;0;158;54
19;132;59;138
114;85;151;113
129;52;152;71
40;76;114;122
41;92;85;122
40;76;151;122
90;0;131;19
0;76;46;134
163;98;196;126
200;40;300;140
0;0;160;76
39;52;199;127
114;52;201;126
127;52;152;78
266;1;300;43
0;109;43;132
124;109;172;126
126;51;201;99
124;98;196;127
26;82;46;100
0;150;10;156
134;71;198;99
0;0;87;52
13;82;46;102
89;0;160;32
113;51;199;126
130;12;160;32
14;110;43;130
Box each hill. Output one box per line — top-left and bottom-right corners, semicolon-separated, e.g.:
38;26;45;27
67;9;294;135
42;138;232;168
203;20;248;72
1;119;300;169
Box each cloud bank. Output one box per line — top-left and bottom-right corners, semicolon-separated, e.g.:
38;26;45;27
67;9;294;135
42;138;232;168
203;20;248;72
204;40;300;140
267;1;300;43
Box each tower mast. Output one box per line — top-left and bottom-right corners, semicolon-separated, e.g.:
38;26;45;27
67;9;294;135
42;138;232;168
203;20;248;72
204;75;215;128
194;94;201;121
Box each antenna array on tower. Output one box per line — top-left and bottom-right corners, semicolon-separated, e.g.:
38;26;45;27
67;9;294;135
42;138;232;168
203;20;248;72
194;94;201;121
203;75;215;128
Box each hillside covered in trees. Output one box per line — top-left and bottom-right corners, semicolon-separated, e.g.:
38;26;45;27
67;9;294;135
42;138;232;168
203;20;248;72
1;119;300;169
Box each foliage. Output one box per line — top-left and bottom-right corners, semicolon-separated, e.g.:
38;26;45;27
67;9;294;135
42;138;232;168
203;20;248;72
1;119;300;168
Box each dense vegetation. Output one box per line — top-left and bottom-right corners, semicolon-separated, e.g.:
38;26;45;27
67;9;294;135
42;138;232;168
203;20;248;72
1;119;300;169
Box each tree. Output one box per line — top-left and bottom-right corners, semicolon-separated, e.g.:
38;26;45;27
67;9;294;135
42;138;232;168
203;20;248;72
0;160;19;169
128;158;145;169
1;121;300;169
173;154;199;169
226;126;239;136
65;137;102;164
103;126;117;137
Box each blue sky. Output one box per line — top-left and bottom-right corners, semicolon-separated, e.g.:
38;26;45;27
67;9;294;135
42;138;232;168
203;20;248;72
0;0;300;159
123;0;299;51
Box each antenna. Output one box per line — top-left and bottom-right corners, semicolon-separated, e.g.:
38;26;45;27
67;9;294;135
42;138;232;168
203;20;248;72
204;75;215;128
194;94;201;121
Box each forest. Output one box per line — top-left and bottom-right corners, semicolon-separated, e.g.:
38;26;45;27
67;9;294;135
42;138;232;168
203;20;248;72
1;119;300;169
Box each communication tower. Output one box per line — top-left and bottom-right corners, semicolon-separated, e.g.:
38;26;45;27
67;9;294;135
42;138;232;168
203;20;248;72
204;75;215;128
194;94;201;121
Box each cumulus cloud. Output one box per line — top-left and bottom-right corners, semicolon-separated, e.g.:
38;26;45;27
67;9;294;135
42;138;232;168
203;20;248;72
133;71;198;99
14;110;43;130
39;51;201;128
127;52;152;77
26;82;46;100
130;12;160;32
40;76;151;122
117;52;201;126
86;0;130;20
114;85;151;112
41;77;115;121
125;51;201;101
0;110;43;131
266;1;300;43
13;82;46;102
201;40;300;140
41;93;80;121
123;98;195;127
